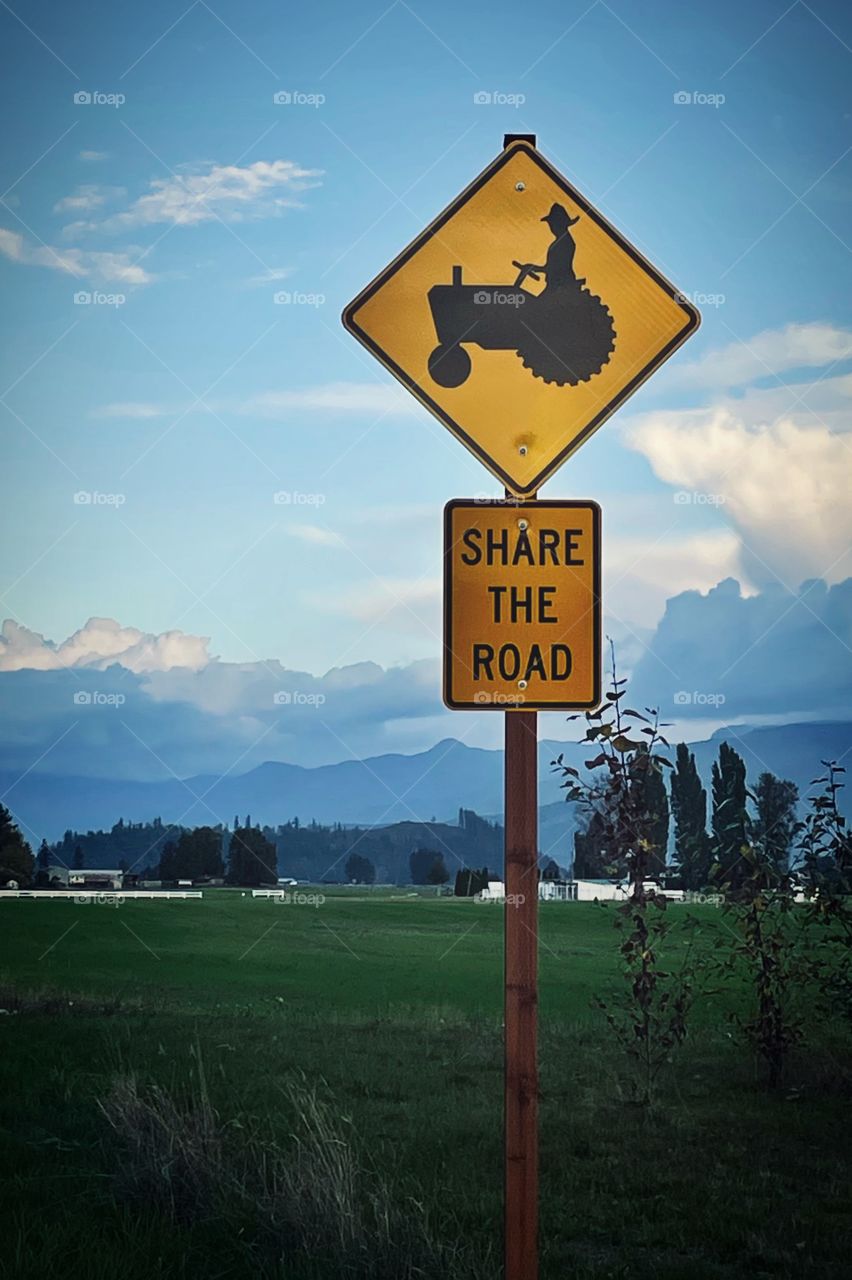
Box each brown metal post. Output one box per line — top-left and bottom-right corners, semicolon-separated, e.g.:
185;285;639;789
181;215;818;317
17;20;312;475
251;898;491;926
504;706;538;1280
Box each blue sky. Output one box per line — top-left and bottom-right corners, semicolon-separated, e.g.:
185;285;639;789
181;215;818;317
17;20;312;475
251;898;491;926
1;0;851;776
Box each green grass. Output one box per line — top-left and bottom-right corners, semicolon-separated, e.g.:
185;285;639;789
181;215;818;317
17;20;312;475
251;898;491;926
0;890;850;1278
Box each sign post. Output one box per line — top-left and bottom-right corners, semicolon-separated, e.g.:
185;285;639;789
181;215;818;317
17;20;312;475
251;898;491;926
343;130;700;1280
504;702;538;1280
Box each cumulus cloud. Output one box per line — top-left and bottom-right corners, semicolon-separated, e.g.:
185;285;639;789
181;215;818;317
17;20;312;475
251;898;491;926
667;322;852;390
628;410;852;588
0;227;152;285
0;619;446;781
79;150;109;162
74;160;322;234
631;576;852;720
0;618;211;674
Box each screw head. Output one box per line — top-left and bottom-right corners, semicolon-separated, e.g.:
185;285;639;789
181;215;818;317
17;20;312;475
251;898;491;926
519;444;528;456
518;519;528;531
515;181;525;192
518;679;528;690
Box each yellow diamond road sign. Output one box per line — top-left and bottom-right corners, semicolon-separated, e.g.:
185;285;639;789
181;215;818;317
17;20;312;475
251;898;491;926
343;139;700;495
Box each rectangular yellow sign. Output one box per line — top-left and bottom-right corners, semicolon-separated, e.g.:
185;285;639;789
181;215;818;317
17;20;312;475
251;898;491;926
444;499;601;710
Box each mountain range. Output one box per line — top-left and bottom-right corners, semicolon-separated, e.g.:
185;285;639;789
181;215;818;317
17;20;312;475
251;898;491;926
3;720;849;846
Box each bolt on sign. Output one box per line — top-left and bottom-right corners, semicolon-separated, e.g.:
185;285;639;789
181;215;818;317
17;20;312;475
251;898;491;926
444;499;600;710
343;138;700;495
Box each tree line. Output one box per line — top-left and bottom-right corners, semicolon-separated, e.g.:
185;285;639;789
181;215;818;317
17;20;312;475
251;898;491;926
572;739;800;889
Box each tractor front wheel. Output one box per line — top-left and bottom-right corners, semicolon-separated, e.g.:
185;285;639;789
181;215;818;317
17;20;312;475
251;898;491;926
428;343;471;388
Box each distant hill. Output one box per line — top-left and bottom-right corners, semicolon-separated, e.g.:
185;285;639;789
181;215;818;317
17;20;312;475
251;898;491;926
3;721;849;845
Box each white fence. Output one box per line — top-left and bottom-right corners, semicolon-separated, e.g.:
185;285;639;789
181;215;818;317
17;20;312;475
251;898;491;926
0;890;203;901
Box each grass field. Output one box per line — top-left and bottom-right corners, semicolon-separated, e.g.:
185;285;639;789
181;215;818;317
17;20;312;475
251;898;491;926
1;889;850;1278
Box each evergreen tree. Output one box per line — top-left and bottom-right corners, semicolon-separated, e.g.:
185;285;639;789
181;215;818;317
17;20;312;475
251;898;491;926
671;743;712;888
158;840;178;881
636;752;669;878
753;772;799;873
345;853;375;884
227;827;277;886
72;844;84;870
173;826;225;880
425;853;449;885
409;847;440;884
0;805;35;887
573;810;609;877
711;742;750;891
35;838;51;887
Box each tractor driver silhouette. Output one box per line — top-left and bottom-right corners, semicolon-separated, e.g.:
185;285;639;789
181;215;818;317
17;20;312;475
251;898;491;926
516;203;581;290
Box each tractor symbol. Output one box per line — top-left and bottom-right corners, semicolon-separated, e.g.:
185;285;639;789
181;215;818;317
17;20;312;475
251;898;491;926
426;204;616;389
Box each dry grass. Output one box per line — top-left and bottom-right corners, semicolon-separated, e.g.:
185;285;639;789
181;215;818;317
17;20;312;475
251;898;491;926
98;1066;490;1280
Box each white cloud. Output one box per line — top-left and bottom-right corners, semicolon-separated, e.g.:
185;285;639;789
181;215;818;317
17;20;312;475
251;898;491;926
79;150;109;162
0;618;211;673
605;529;746;628
245;266;292;285
54;185;125;215
78;160;322;233
628;409;852;588
93;402;178;420
0;227;152;285
286;524;344;547
238;382;422;417
667;322;852;391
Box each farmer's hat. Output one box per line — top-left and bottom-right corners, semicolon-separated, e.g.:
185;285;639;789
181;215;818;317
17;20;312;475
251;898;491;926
541;202;571;227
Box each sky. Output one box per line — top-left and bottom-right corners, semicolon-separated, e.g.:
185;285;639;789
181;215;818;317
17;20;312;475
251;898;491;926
1;0;851;782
